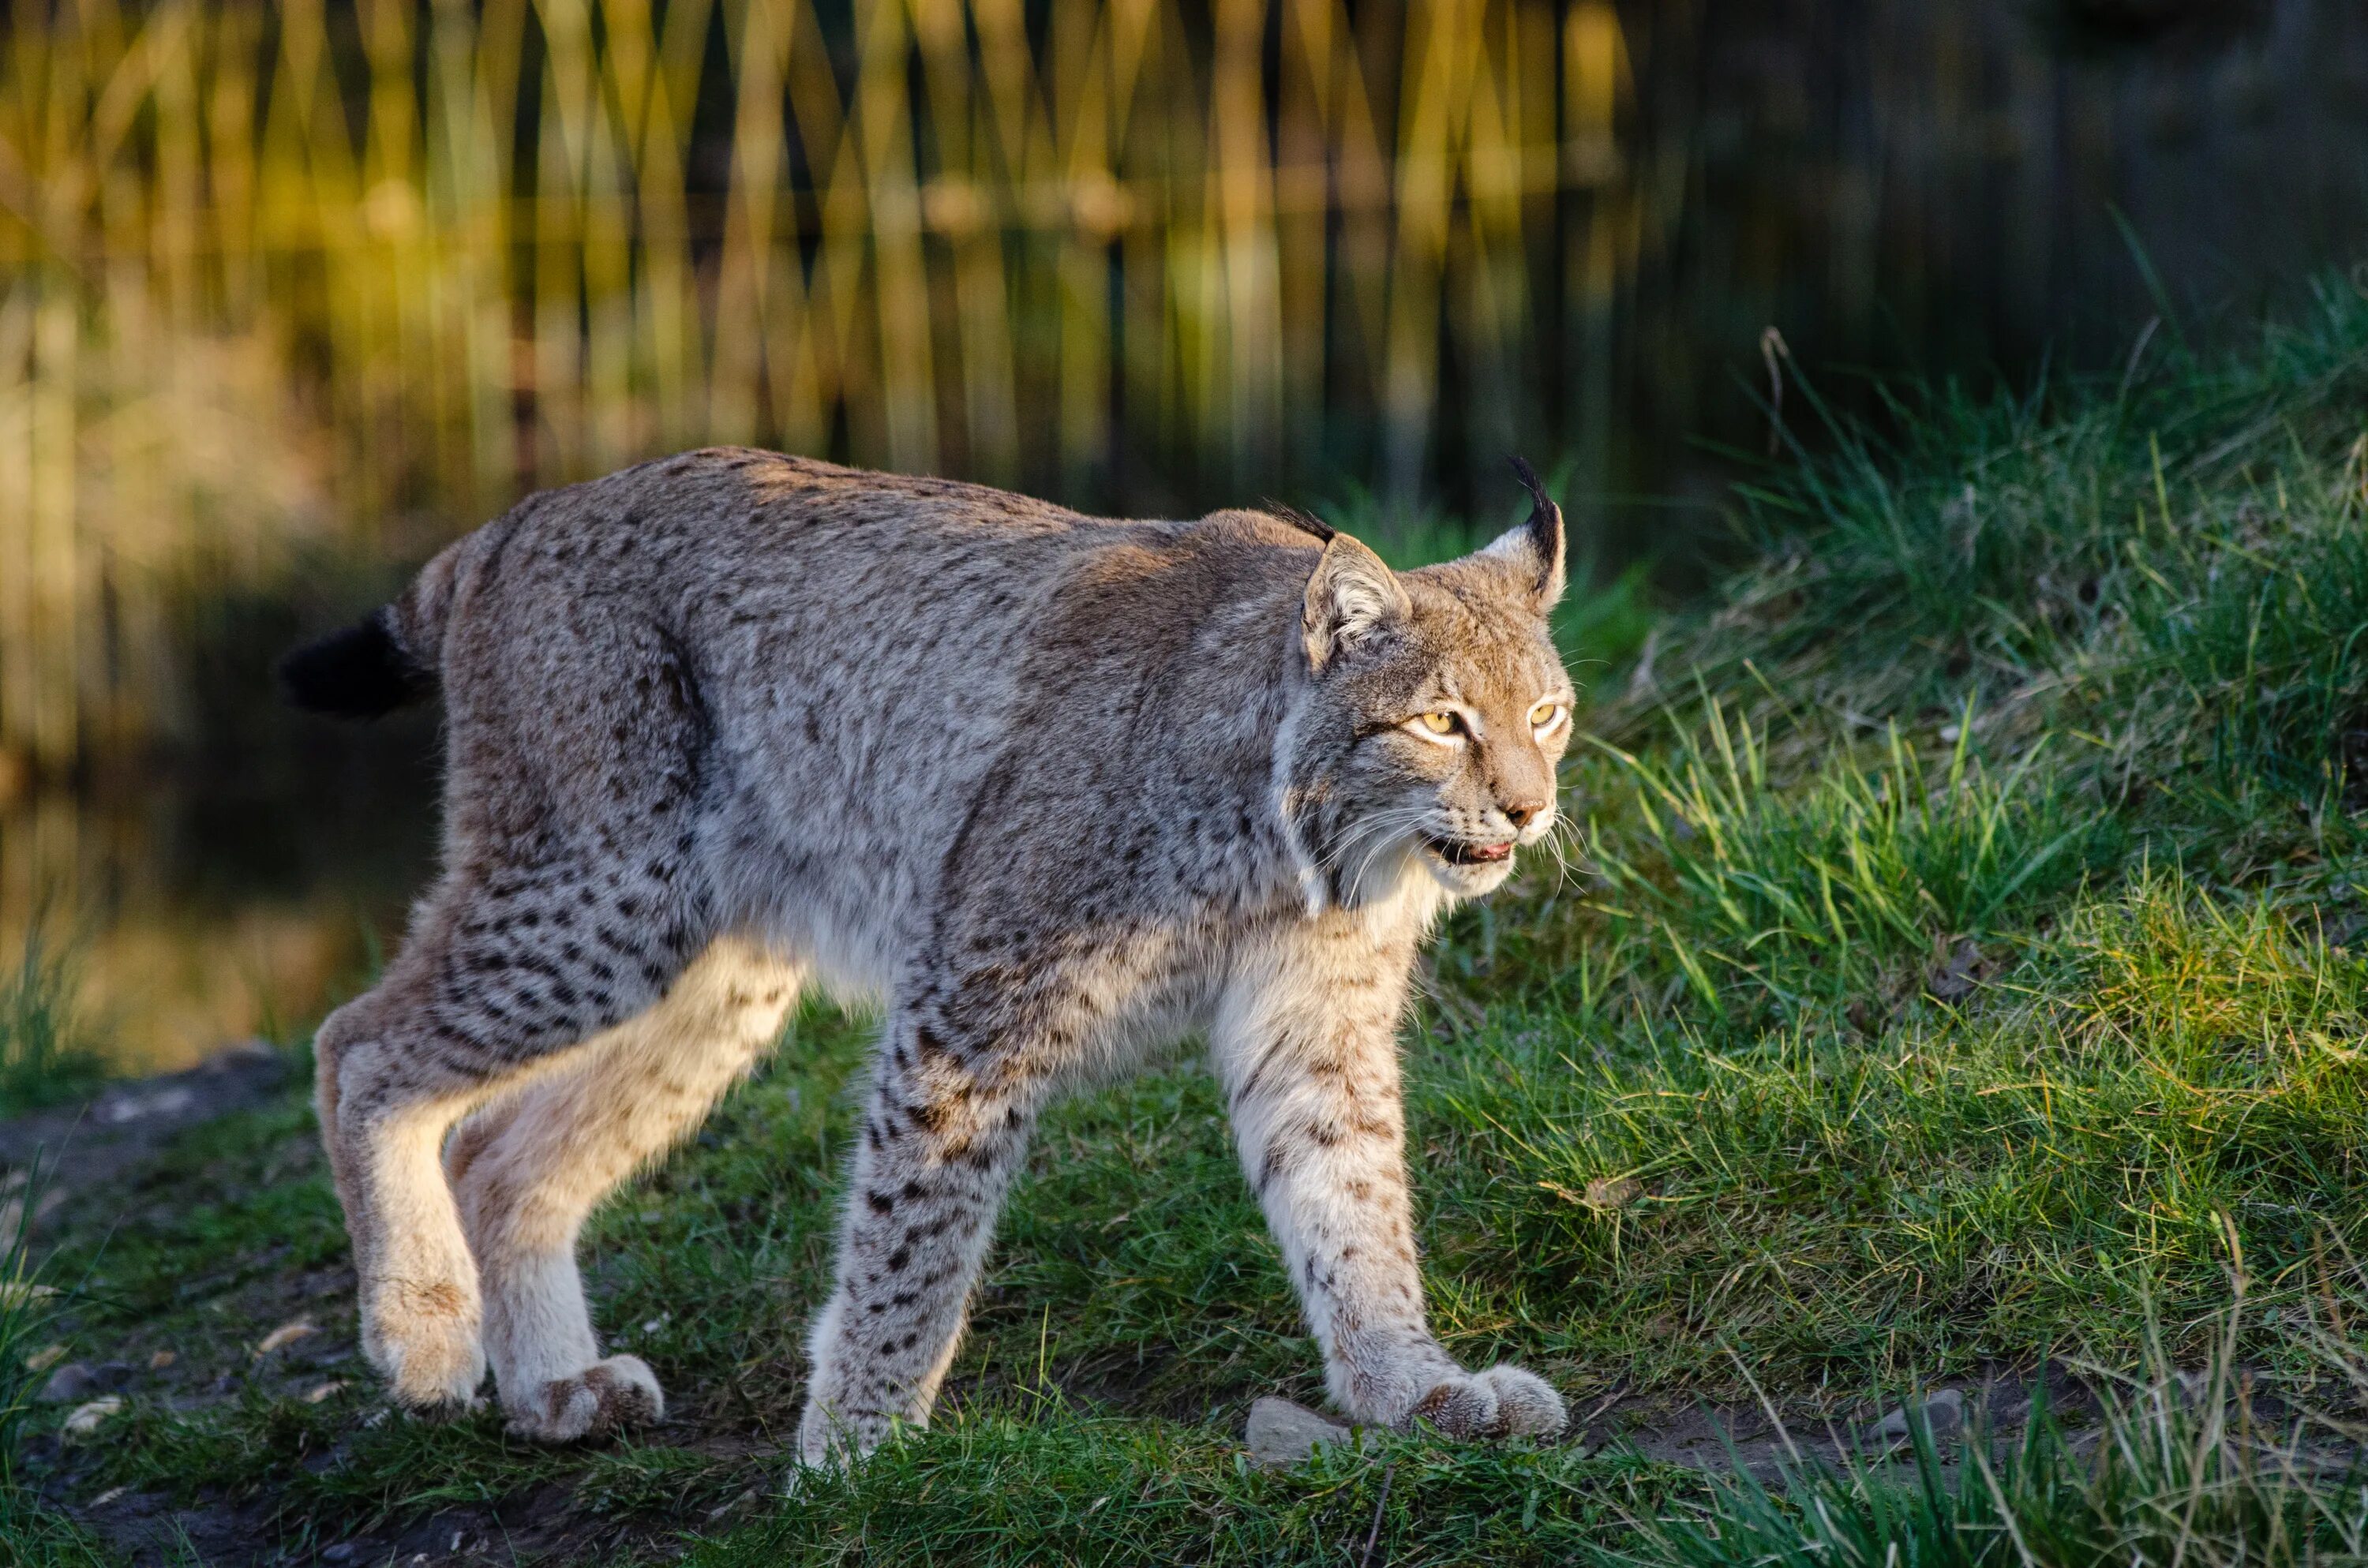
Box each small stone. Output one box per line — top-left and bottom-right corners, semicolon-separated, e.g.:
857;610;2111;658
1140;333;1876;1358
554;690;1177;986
97;1085;195;1125
320;1546;357;1564
39;1362;97;1403
1245;1396;1362;1469
303;1380;348;1404
148;1349;175;1371
89;1484;127;1507
1927;937;1992;1004
62;1396;123;1435
1871;1387;1965;1442
24;1343;67;1374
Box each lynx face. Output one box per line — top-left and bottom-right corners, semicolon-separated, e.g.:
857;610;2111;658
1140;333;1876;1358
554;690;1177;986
1366;586;1573;897
1286;478;1573;906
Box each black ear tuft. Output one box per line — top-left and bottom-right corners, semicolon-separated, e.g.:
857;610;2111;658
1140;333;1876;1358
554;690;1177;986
1264;500;1337;543
1504;455;1566;606
1508;455;1550;515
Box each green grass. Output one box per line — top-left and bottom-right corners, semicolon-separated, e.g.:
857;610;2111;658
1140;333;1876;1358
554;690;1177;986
1617;1298;2368;1568
0;929;104;1120
3;1171;112;1566
9;282;2368;1561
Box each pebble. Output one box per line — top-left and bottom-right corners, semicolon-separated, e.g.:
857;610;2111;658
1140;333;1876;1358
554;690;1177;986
1244;1397;1369;1469
95;1084;197;1124
39;1362;97;1403
42;1360;139;1401
1870;1387;1965;1442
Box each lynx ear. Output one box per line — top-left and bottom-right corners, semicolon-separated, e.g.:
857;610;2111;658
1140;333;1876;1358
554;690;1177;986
1302;532;1409;672
1481;456;1566;611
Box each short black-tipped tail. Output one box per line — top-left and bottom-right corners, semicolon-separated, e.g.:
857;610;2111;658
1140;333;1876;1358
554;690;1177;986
276;608;435;720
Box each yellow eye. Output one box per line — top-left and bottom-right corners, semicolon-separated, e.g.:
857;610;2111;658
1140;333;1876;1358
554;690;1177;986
1418;711;1458;735
1529;701;1564;729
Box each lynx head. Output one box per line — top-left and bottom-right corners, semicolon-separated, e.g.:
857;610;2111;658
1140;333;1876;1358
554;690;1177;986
1278;461;1576;909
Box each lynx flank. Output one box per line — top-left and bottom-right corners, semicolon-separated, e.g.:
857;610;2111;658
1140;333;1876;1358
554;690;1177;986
281;451;1575;1466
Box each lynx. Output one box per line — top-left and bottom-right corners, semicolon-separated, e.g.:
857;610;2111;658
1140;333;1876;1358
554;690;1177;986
282;450;1575;1466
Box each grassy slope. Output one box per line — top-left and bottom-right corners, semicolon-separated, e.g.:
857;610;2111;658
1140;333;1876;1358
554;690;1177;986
9;282;2368;1562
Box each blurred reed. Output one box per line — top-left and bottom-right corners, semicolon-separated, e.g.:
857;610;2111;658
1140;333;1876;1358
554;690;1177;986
0;0;1639;772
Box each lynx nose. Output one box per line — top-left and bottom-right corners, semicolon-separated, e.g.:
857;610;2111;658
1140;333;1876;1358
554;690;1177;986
1503;800;1547;830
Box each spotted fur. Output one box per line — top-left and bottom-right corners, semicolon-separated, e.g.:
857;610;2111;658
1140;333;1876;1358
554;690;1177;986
293;450;1575;1465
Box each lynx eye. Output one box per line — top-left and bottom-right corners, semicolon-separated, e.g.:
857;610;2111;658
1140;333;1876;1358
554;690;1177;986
1418;711;1458;735
1529;701;1566;731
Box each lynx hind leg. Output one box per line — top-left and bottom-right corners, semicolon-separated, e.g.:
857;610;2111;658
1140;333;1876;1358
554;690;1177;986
315;562;729;1417
318;840;717;1415
314;982;496;1413
448;938;802;1443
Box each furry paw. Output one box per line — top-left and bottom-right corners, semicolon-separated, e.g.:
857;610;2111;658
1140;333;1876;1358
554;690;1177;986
1406;1364;1568;1440
505;1355;665;1443
362;1287;487;1412
794;1401;899;1471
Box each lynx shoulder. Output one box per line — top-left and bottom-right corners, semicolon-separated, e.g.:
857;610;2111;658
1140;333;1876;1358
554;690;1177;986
285;448;1576;1463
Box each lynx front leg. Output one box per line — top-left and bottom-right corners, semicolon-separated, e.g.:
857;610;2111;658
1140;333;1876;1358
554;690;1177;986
1214;929;1565;1440
796;1013;1045;1467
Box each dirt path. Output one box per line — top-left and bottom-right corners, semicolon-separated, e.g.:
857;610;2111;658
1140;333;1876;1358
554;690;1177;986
2;1043;290;1203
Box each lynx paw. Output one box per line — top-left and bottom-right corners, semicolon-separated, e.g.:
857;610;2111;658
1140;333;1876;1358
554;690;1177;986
362;1285;487;1412
794;1401;899;1471
506;1355;665;1443
1407;1364;1567;1440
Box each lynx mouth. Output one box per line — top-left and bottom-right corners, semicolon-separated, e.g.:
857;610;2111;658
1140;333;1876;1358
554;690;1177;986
1424;836;1514;866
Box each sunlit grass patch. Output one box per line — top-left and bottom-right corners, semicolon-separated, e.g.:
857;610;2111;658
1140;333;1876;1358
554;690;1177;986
1587;701;2115;1014
683;1404;1665;1567
1405;869;2368;1390
2057;871;2368;1087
